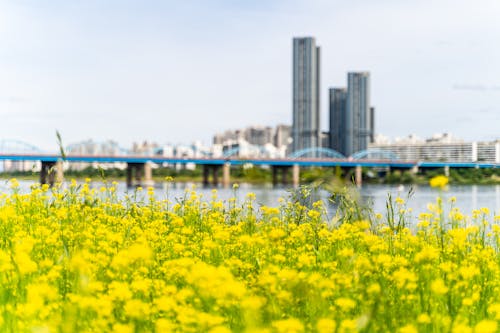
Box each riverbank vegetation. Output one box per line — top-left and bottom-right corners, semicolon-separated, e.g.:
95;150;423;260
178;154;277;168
1;164;499;185
0;177;499;332
383;167;500;185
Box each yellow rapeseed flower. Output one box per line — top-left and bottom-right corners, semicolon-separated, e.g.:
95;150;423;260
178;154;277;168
431;279;449;295
398;324;418;333
272;318;304;333
334;297;356;311
474;320;497;333
452;323;472;333
0;182;498;332
317;318;336;333
112;323;135;333
429;175;449;189
417;314;431;324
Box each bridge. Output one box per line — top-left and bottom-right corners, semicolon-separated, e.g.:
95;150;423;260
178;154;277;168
0;152;497;187
0;140;497;187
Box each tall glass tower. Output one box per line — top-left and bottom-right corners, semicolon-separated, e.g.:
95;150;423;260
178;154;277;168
292;37;320;155
346;72;371;156
328;88;347;155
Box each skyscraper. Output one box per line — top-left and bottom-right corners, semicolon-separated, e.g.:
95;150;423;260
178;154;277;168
345;72;371;156
370;106;375;144
328;88;347;155
292;37;320;154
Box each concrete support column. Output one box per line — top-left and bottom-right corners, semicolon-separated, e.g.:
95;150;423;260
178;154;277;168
281;167;289;186
355;165;362;187
40;161;63;187
341;167;351;182
201;164;223;187
444;165;450;177
272;166;278;187
222;163;230;188
271;166;290;187
40;161;55;186
271;165;301;187
212;165;219;186
135;164;143;185
55;161;64;184
410;165;419;175
292;164;300;188
126;162;152;187
126;164;133;187
143;162;154;186
202;165;210;187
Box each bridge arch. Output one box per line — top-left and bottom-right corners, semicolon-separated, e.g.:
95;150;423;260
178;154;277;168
289;147;346;159
0;139;43;154
350;148;399;160
222;147;241;158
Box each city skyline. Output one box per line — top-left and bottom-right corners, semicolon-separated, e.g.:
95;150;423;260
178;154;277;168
1;0;499;150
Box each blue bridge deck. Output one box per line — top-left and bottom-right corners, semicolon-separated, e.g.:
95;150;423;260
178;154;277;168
0;154;497;169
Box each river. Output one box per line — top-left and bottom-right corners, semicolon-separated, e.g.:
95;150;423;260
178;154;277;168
1;179;498;218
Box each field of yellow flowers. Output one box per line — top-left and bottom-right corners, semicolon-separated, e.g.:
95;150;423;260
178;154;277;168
1;178;499;333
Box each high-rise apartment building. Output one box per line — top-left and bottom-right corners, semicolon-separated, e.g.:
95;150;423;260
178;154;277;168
370;107;375;144
274;124;292;149
246;126;274;146
292;37;320;154
345;72;372;156
328;88;347;155
329;73;374;156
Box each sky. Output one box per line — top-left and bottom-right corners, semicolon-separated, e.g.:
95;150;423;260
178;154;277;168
0;0;499;151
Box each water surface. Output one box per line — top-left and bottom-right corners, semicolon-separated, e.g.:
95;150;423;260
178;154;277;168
1;180;498;218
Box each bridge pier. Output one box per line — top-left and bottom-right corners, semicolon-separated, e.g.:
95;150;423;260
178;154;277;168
212;165;219;186
202;164;222;187
355;165;362;187
272;166;297;187
341;167;353;183
202;164;210;187
126;164;133;187
40;161;64;186
126;162;153;187
444;165;450;177
143;162;154;186
374;166;391;178
222;163;231;188
292;164;300;187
